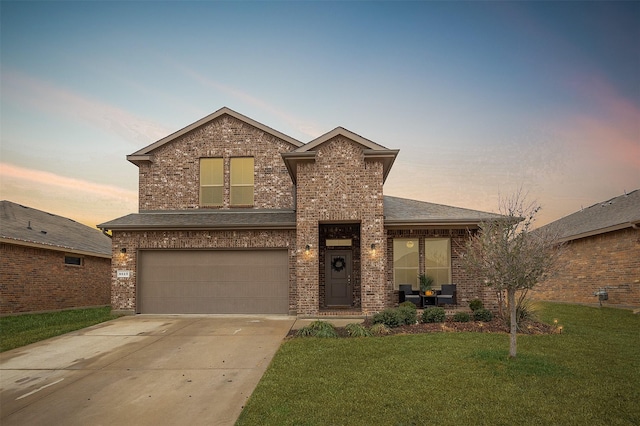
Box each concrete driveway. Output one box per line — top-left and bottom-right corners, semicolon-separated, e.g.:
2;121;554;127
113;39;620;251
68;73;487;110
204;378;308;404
0;315;295;426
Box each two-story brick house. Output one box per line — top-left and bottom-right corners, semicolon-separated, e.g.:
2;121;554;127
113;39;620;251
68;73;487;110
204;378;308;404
99;107;502;316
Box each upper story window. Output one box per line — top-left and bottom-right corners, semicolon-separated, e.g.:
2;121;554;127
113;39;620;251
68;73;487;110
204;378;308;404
64;255;83;266
200;158;223;207
230;157;254;206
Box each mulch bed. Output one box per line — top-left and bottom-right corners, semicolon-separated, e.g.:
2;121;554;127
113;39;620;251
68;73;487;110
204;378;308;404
290;318;558;338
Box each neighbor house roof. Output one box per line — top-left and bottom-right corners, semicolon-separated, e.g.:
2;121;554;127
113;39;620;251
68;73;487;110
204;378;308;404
282;127;399;184
0;201;112;257
127;107;304;166
99;196;503;231
538;189;640;242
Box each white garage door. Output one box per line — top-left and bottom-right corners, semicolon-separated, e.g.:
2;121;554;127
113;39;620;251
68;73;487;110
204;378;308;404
138;250;289;314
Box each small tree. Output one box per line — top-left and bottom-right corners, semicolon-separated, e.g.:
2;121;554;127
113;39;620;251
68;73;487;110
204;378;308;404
462;190;563;358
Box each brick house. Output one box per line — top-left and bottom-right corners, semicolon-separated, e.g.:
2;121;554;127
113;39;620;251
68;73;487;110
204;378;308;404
532;190;640;308
99;107;503;316
1;201;112;314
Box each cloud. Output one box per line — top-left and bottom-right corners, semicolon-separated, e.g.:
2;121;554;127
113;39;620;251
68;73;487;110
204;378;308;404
1;69;171;145
0;163;138;226
174;65;323;139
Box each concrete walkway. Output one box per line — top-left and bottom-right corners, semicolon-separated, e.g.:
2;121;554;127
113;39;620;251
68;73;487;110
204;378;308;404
0;315;295;426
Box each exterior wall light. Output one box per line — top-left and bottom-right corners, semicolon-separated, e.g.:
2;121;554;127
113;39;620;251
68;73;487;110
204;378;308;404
305;244;310;254
120;248;127;254
370;243;376;254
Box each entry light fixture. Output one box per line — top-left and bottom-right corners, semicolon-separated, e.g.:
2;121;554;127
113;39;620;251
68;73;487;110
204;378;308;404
305;244;311;254
120;248;127;254
370;243;376;254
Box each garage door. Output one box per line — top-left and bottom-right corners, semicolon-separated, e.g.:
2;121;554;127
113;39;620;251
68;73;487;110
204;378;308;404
138;250;289;314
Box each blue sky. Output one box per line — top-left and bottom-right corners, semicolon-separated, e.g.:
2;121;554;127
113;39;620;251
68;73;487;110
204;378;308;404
1;1;638;227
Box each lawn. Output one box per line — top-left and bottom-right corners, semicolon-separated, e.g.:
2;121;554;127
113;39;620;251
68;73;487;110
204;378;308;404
237;303;639;426
0;307;120;352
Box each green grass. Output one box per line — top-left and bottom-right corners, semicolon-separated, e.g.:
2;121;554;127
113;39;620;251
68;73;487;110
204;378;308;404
237;303;640;426
0;307;121;352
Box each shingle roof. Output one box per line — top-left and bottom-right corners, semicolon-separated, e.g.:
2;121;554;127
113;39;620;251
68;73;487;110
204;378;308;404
383;196;504;225
1;201;112;256
539;189;640;241
99;196;503;231
98;210;297;231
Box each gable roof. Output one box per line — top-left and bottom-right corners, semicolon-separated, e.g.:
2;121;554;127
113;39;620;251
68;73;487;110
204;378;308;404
539;189;640;242
383;195;504;227
127;107;304;166
282;127;399;184
0;201;112;257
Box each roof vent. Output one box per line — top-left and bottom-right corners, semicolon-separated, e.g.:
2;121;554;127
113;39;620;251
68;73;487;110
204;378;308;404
27;221;32;230
40;230;47;235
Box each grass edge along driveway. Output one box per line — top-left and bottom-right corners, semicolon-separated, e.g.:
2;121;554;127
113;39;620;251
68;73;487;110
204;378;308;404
0;307;121;352
237;303;639;426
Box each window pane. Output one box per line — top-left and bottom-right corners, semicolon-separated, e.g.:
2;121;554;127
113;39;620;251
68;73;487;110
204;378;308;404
425;238;451;287
200;186;223;206
393;239;419;290
230;186;253;205
200;158;223;185
230;158;254;185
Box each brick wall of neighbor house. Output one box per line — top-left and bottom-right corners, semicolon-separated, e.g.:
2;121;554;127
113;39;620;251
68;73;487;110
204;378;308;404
385;229;499;311
110;229;297;314
532;228;640;308
138;115;298;211
295;137;386;316
0;243;111;314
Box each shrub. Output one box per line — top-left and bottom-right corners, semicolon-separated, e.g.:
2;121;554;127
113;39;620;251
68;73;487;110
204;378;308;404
296;320;338;338
453;312;471;322
397;305;418;325
345;323;372;337
369;323;391;336
469;299;484;311
399;301;417;310
473;308;493;322
372;308;402;328
422;307;446;323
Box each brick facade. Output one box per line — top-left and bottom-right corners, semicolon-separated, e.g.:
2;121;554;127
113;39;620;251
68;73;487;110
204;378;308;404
110;230;297;313
138;115;297;211
295;137;386;315
0;243;111;314
531;228;640;308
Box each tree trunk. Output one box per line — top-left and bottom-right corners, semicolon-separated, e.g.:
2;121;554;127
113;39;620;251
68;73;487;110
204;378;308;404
508;288;517;358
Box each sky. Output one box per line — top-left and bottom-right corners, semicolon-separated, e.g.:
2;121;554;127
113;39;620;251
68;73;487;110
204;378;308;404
1;1;639;229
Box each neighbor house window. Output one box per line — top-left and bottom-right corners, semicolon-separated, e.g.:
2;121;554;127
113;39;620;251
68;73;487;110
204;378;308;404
393;239;419;290
200;158;223;206
64;255;83;266
424;238;451;289
230;157;254;206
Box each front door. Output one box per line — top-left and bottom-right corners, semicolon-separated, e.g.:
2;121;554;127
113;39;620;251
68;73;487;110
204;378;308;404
325;250;352;306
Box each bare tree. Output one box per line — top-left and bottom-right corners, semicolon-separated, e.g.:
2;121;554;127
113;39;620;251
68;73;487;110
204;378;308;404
462;190;564;358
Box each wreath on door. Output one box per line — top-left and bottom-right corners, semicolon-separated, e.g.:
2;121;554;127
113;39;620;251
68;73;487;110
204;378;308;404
331;256;346;272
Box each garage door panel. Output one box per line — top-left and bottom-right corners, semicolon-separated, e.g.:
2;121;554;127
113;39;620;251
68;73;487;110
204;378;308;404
139;250;289;314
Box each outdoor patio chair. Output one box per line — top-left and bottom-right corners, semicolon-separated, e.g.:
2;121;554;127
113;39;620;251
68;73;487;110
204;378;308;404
436;284;457;306
399;284;421;307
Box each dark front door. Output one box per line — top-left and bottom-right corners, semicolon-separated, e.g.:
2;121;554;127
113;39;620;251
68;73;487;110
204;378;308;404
325;250;352;306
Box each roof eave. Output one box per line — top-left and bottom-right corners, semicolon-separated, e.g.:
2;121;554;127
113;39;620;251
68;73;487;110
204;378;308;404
0;237;111;258
98;223;297;232
384;220;483;229
558;221;640;243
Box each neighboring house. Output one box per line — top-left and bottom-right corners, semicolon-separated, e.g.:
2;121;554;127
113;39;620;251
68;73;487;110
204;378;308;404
99;107;503;316
1;201;112;314
532;190;640;308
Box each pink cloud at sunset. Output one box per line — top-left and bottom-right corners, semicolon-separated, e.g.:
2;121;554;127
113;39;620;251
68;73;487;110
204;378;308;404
0;163;137;226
